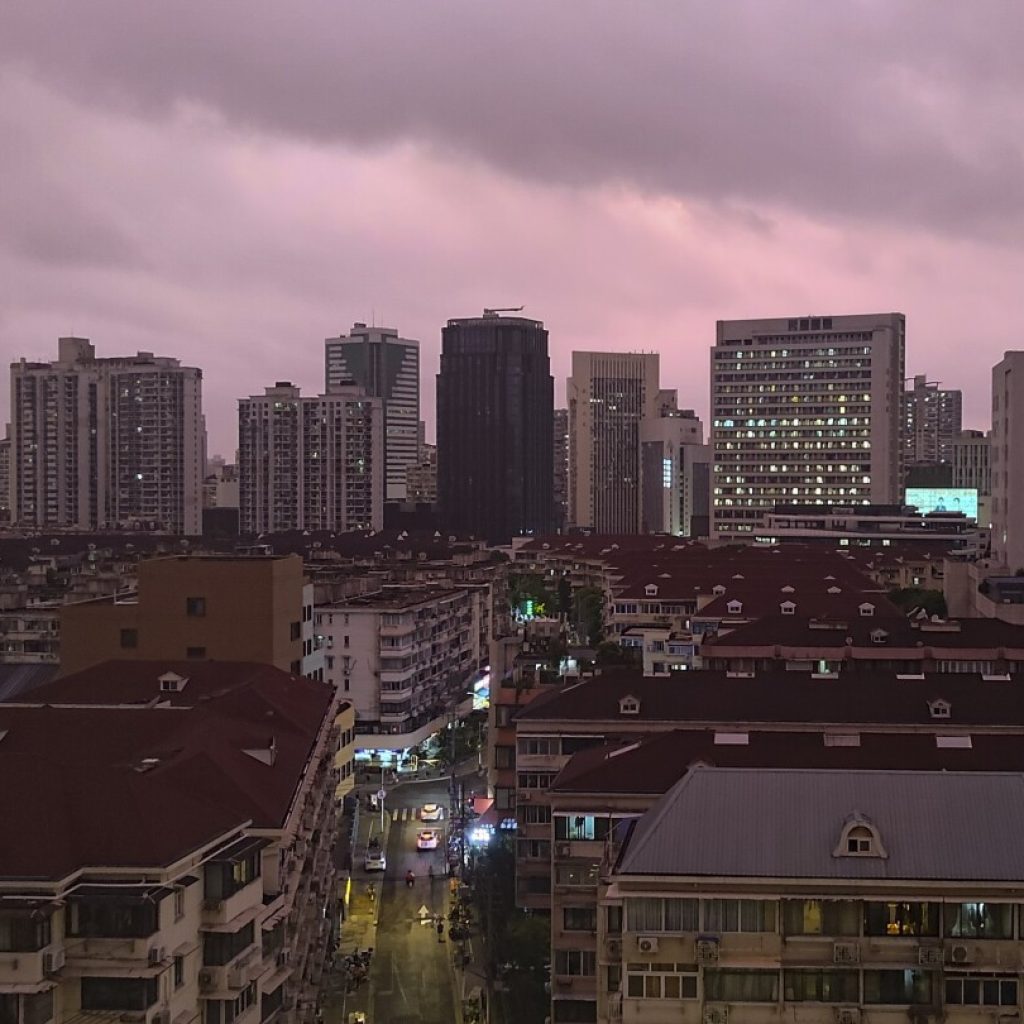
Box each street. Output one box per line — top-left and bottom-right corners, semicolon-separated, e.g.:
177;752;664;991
341;777;459;1024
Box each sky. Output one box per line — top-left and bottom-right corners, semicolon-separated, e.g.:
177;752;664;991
2;2;1023;456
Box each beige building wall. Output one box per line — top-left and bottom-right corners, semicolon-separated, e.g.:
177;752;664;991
991;352;1024;572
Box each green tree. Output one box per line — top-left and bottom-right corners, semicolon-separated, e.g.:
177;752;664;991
556;576;572;616
888;587;947;618
574;586;604;645
498;912;549;972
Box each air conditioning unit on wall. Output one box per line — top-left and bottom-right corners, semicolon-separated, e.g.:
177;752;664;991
637;935;659;954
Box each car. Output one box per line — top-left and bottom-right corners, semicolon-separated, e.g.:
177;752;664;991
417;829;439;851
420;802;443;822
363;848;386;872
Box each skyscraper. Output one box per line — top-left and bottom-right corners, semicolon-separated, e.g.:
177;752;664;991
991;352;1024;571
238;382;383;535
437;311;553;542
325;323;419;501
568;351;661;533
711;313;905;538
903;373;962;466
552;408;568;531
10;337;204;533
640;407;709;536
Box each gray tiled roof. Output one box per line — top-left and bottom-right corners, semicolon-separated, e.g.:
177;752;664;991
0;663;59;703
618;767;1024;882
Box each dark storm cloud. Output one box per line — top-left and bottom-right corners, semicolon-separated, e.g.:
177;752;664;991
3;1;1024;239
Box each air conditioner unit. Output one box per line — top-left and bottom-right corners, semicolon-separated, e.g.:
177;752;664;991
834;1008;861;1024
696;938;720;965
556;843;571;858
199;971;215;991
228;965;247;989
704;1004;730;1024
43;948;65;974
949;944;972;965
637;936;659;954
833;941;860;965
918;944;943;967
148;946;164;966
519;791;532;802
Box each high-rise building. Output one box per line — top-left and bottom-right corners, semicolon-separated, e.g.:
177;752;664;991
711;314;905;538
953;429;991;495
405;443;437;503
903;373;962;467
553;408;568;531
437;311;553;542
992;352;1024;571
640;407;709;536
0;429;10;524
568;352;661;533
238;382;383;536
10;338;204;533
325;324;419;502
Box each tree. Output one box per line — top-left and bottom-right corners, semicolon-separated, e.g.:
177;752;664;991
556;576;572;616
498;912;549;972
888;586;947;618
574;586;604;645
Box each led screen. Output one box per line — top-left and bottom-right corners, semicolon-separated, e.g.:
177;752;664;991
906;487;978;520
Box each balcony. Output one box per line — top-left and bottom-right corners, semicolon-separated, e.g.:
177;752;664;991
0;944;64;987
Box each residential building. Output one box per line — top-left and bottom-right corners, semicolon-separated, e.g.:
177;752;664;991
203;460;239;510
711;314;905;538
568;352;662;533
0;660;349;1024
405;443;437;504
318;585;489;748
596;767;1024;1024
991;351;1024;571
903;373;962;467
0;606;61;665
10;337;204;534
640;409;706;536
59;554;310;677
953;429;991;527
324;323;420;502
238;382;383;536
437;311;554;542
0;430;10;523
553;408;569;531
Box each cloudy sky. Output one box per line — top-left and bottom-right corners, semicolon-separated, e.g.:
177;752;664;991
2;2;1022;455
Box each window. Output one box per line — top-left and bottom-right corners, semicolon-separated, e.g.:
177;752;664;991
520;805;552;824
119;628;138;649
625;963;698;1000
564;907;597;932
204;982;257;1024
552;1001;597;1023
782;900;859;936
607;965;621;992
555;864;600;887
518;772;556;790
945;975;1018;1007
704;969;779;1002
187;646;207;659
186;596;206;617
863;902;939;937
835;818;885;858
863;969;934;1004
81;978;158;1012
555;816;614;842
518;736;558;755
606;905;623;935
945;903;1013;939
290;622;301;641
704;899;777;933
555;950;596;976
68;899;158;938
173;955;184;989
517;839;550;860
23;991;53;1024
203;923;255;966
626;898;699;933
784;970;859;1002
618;696;640;715
174;888;185;921
494;745;514;769
204;843;263;901
0;911;51;951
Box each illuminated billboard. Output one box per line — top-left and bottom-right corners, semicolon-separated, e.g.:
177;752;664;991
906;487;978;520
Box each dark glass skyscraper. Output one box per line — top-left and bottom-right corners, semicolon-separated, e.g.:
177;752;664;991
437;312;554;542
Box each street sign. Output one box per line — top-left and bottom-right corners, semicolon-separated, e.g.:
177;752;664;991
377;789;386;800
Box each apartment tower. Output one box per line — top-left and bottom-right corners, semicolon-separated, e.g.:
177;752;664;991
238;382;383;535
568;352;662;533
992;352;1024;571
711;313;905;538
324;323;420;501
553;408;569;531
437;311;553;542
903;373;962;466
10;338;204;533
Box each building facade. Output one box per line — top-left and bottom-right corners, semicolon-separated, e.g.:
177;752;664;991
324;324;420;502
991;352;1024;572
640;409;707;536
903;373;962;467
238;383;383;536
568;352;662;533
711;314;906;538
553;408;569;531
437;312;554;543
10;338;204;534
405;443;437;504
0;431;10;524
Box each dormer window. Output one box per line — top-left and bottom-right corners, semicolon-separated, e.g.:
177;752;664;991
712;585;726;596
859;603;875;617
726;600;743;615
834;814;887;859
928;699;952;720
645;584;658;597
780;601;796;615
781;585;795;594
618;695;641;716
870;628;889;645
827;586;842;595
159;671;188;693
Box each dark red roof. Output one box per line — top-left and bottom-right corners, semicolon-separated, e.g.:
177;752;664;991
0;661;339;881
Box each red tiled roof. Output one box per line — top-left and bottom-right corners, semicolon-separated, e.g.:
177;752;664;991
0;661;338;880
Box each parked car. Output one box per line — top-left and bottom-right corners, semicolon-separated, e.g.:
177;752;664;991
416;829;440;851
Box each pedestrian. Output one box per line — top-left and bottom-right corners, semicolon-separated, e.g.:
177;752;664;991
436;919;445;943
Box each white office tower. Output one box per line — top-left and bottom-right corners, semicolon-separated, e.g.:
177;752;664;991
325;324;419;501
711;313;905;538
238;382;383;535
568;351;661;533
10;337;203;533
992;352;1024;571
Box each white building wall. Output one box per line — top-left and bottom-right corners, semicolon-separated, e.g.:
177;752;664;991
992;352;1024;571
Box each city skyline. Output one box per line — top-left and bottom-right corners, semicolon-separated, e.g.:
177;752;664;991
3;4;1023;454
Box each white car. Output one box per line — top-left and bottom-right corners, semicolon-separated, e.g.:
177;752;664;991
420;802;443;822
363;848;387;872
416;829;440;851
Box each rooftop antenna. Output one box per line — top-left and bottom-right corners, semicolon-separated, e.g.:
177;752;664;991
483;305;525;317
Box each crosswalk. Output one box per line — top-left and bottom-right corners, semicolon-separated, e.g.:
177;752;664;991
391;807;445;823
